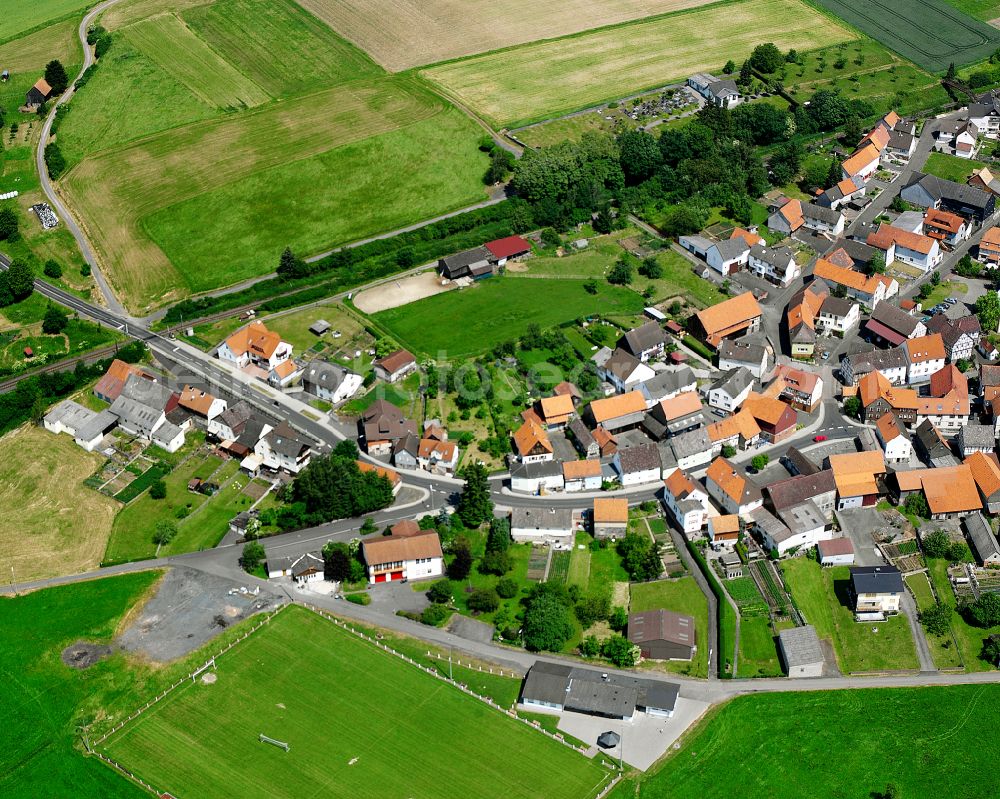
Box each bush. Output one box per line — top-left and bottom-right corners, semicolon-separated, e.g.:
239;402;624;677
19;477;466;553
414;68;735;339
421;604;451;626
345;592;371;606
579;635;601;657
601;635;640;667
0;207;18;241
149;479;167;500
152;519;177;545
44;143;66;179
241;541;265;572
467;588;501;613
42;304;69;334
496;576;518;598
426;579;454;604
42;259;63;279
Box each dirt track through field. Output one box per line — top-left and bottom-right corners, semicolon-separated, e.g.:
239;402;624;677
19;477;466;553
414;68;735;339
293;0;721;71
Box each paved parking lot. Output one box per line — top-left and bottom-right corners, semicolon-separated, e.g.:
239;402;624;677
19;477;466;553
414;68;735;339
834;507;888;567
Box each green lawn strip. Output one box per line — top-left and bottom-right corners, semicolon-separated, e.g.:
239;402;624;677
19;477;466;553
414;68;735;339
927;559;1000;671
567;534;593;587
736;615;783;677
102;606;609;799
630;578;710;678
548;550;572;584
617;684;1000;798
943;0;1000;20
924;151;990;184
905;572;963;670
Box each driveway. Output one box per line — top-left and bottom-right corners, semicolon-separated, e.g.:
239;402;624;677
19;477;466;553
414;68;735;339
834;507;888;567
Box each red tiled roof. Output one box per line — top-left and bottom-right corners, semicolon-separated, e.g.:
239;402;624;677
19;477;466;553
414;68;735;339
485;235;531;259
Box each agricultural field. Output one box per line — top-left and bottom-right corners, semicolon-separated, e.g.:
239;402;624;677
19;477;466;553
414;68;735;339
102;606;611;799
292;0;720;72
0;0;93;43
944;0;1000;20
0;424;119;583
611;685;1000;799
421;0;854;126
56;0;489;313
810;0;1000;73
782;559;919;673
630;577;710;678
372;275;645;358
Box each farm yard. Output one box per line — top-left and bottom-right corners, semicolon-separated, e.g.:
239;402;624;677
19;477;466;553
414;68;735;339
421;0;854;127
810;0;1000;72
102;606;611;799
292;0;723;72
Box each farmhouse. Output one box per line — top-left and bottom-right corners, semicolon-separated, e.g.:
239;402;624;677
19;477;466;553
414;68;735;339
865;302;926;347
812;259;890;307
778;625;824;678
510;507;573;546
93;359;149;403
362;529;443;583
662;468;710;535
599;347;655;392
706;409;761;454
592;497;629;539
627;609;696;661
519;662;679;720
966;451;1000;513
218;321;292;371
841;348;908;387
618;321;669;362
668;426;713;471
178;385;226;421
857;370;918;423
850;565;904;618
766;469;837;522
746;244;800;286
302;362;363;404
752;500;828;557
43;400;118;452
694;292;762;348
439;245;493;280
866;224;941;271
567;418;599;459
741;393;796;444
891;465;981;520
586;391;647;433
829;450;886;509
641;391;706;441
484;235;531;266
958;424;994;457
708;367;755;412
926;315;975;361
637;367;697;406
965;512;1000;566
613;442;661;486
373;349;417;383
706;238;750;276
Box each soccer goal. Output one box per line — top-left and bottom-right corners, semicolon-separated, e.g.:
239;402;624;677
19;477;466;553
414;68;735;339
259;734;290;752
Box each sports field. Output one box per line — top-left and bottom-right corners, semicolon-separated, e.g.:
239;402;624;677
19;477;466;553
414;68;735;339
372;276;646;357
610;685;1000;798
293;0;719;71
102;606;610;799
0;0;92;42
421;0;853;126
810;0;1000;72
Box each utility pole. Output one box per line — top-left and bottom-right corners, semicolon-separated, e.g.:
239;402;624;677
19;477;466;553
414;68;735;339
10;565;16;597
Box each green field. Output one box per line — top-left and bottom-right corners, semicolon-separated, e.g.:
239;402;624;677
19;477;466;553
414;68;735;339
944;0;1000;19
103;606;610;799
373;276;645;357
422;0;854;126
810;0;1000;72
924;151;989;183
928;559;1000;671
0;0;93;42
612;685;1000;798
782;559;918;672
630;578;710;678
736;615;782;677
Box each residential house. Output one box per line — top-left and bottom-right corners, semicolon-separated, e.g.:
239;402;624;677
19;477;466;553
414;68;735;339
484;235;531;266
891;465;981;519
217;321;292;371
772;364;823;412
825;238;878;271
969;166;1000;198
628;610;697;661
618;321;669;362
707;514;740;550
567;418;599;459
687;72;742;108
563;459;602;492
857;371;918;424
512;419;554;463
915;364;971;431
718;336;769;379
786;282;824;359
766;469;837;523
705;457;764;517
255;421;311;474
965;512;1000;566
706;409;761;454
586;391;648;433
752;500;829;557
866;224;941;271
923;208;972;247
818;294;860;334
594;426;618;456
43;400;118;452
982;364;1000;403
526;393;576;430
884;128;917;162
865;301;927;347
817;537;856;566
708;367;755;412
509;460;564;494
812;259;893;307
302;362;363;404
208;401;252;442
968;89;1000;137
600;347;656;392
815;176;866;211
641;391;706;441
742;392;797;443
93;359;148;403
931;119;980;159
778;625;825;678
268;359;302;388
592;497;629;539
903;334;946;383
694;293;762;349
966;451;1000;513
416;438;459;475
875;413;913;464
901;171;995;222
669;427;714;471
637;367;697;407
746;244;800;286
178;385;226;422
662;469;711;535
266;551;325;583
767;199;844;236
841;142;881;182
614;442;662;486
841;347;908;386
510;507;574;546
851;566;904;617
439;246;493;280
829;450;886;509
958;424;995;457
359;400;416;455
109;374;178;443
980;226;1000;266
706;238;750;276
373;349;417;383
926;315;975;362
392;433;421;470
362;530;443;583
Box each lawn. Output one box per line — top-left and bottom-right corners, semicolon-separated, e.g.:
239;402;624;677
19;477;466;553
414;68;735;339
0;572;161;799
0;423;119;582
612;685;1000;799
0;0;93;42
736;614;782;677
294;0;719;72
0;16;80;71
373;275;645;358
924;151;990;183
782;558;918;673
928;558;1000;671
421;0;854;126
906;572;964;670
630;577;710;678
921;279;967;308
809;0;1000;72
255;302;366;355
102;606;611;799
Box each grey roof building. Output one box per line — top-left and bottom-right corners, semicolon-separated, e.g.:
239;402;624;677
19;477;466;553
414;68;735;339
567;418;599;459
439;246;493;279
766;470;836;514
868;301;923;341
110;395;165;439
913;419;959;467
118;373;174;412
901;171;995;220
710;367;755;398
302;361;359;400
712;237;751;262
627;609;696;661
510;506;573;533
75;409;118;444
778;625;824;678
965;512;1000;566
782;446;820;476
615;441;661;477
151;420;184;449
850;565;904;595
670;427;711;464
619;321;668;359
509;459;564;482
959;424;995;455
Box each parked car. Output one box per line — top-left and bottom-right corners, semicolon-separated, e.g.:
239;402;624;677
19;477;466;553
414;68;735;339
813;435;828;442
821;351;831;360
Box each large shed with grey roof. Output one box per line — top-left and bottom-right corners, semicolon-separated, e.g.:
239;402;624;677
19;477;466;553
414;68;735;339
778;625;824;678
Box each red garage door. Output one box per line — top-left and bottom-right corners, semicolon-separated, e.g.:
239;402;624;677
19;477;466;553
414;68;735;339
390;571;404;581
374;573;387;583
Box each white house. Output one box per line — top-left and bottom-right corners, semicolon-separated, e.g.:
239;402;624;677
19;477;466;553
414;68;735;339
510;507;574;547
752;502;829;556
373;349;417;383
746;244;800;286
687;73;742;108
708;367;755;412
875;413;913;464
302;361;363;404
817;537;856;566
867;225;941;272
510;460;564;494
362;530;444;584
706;239;750;276
599;348;656;393
968;89;1000;138
43;400;118;452
662;469;711;536
217;321;292;371
802;202;845;236
563;460;603;492
718;338;769;380
254;421;312;474
614;442;661;486
842;142;882;182
903;335;946;384
707;514;740;550
266;551;325;583
851;566;904;616
816;295;860;334
706;457;763;517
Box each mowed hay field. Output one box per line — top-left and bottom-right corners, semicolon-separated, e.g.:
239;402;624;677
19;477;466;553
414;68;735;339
293;0;722;72
103;607;611;799
422;0;854;127
57;0;488;312
0;0;93;42
0;424;119;582
0;17;81;73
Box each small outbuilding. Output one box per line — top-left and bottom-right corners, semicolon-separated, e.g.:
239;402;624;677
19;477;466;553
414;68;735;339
778;625;824;678
627;609;696;661
309;319;330;336
817;537;855;566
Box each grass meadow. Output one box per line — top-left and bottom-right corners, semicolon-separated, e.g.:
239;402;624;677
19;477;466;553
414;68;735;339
630;578;710;678
0;0;93;42
610;685;1000;799
421;0;854;126
924;151;990;183
943;0;1000;19
372;275;645;357
102;605;611;799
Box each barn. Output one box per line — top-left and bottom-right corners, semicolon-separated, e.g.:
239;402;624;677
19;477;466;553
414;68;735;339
627;609;696;661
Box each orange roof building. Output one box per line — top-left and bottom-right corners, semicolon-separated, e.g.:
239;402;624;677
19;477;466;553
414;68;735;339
893;465;981;518
742;392;797;441
178;385;225;419
93;359;148;402
587;391;647;429
512;420;553;461
563;459;602;480
980;226;1000;263
356;460;401;487
705;457;763;515
842;142;881;180
730;227;763;247
593;497;629;524
829;450;886;506
812;259;885;302
362;530;443;582
706;409;761;448
967;451;1000;512
220;321;290;368
539;393;576;427
695;292;762;348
